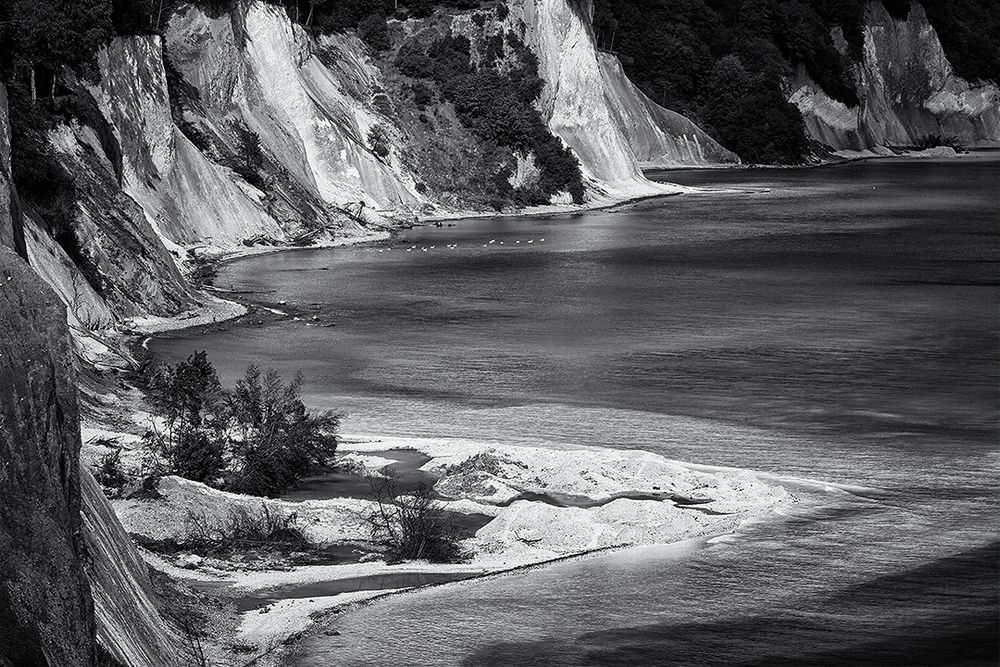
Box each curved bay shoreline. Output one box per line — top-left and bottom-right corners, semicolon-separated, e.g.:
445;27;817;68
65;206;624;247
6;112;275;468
94;181;871;666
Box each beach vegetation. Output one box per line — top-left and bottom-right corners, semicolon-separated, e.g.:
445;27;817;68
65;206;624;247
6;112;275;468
913;133;965;151
366;473;468;563
226;365;340;497
140;352;340;498
185;505;309;548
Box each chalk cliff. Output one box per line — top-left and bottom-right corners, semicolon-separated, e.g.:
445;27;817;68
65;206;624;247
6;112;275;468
515;0;729;198
789;1;1000;153
12;0;739;330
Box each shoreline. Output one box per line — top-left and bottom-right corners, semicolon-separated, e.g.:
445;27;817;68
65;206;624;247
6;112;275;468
115;147;975;342
107;432;802;667
113;184;689;347
87;169;891;665
136;147;977;317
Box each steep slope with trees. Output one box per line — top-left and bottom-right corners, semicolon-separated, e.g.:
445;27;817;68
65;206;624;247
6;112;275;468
591;0;999;161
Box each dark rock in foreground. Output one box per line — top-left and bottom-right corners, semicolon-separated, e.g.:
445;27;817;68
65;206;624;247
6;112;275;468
0;247;95;666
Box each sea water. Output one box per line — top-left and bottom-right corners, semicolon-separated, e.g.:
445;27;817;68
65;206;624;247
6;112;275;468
149;156;1000;665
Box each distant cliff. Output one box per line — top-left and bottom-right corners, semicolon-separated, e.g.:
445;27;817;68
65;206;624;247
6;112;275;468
4;0;996;333
589;0;998;163
517;0;735;197
789;1;1000;153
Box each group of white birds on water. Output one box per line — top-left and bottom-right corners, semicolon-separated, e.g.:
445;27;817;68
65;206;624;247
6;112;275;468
365;238;546;253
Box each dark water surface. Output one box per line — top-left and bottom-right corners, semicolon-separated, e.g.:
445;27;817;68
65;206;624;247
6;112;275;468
150;157;1000;665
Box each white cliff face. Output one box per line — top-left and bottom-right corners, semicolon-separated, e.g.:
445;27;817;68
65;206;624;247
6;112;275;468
515;0;664;197
597;54;738;167
790;1;1000;153
94;36;282;246
44;116;195;322
167;2;424;215
512;0;733;196
24;0;744;331
23;217;116;331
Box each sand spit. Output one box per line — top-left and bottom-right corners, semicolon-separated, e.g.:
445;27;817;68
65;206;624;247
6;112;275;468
108;434;794;663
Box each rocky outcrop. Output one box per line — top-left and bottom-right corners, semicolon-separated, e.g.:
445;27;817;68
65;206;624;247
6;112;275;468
789;1;1000;153
0;248;95;666
0;249;186;666
0;85;13;251
0;84;24;258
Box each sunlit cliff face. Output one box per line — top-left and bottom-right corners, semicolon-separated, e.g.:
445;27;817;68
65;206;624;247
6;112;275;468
789;1;1000;153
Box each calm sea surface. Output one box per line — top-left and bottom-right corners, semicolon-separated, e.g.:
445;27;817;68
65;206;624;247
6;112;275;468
150;156;1000;665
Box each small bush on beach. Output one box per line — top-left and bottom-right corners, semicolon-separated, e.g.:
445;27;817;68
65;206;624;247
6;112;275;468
142;351;228;483
366;473;468;564
94;446;129;494
185;506;308;548
913;134;965;151
141;352;340;498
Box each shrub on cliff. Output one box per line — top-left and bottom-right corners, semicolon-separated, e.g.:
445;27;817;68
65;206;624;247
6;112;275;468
398;31;585;205
94;446;130;494
368;125;391;160
228;121;267;191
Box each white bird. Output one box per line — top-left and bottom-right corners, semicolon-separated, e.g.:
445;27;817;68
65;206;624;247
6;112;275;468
528;239;534;244
541;238;545;241
430;246;435;249
515;240;521;244
422;248;428;252
483;244;488;247
406;248;412;252
489;239;496;244
499;241;504;245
